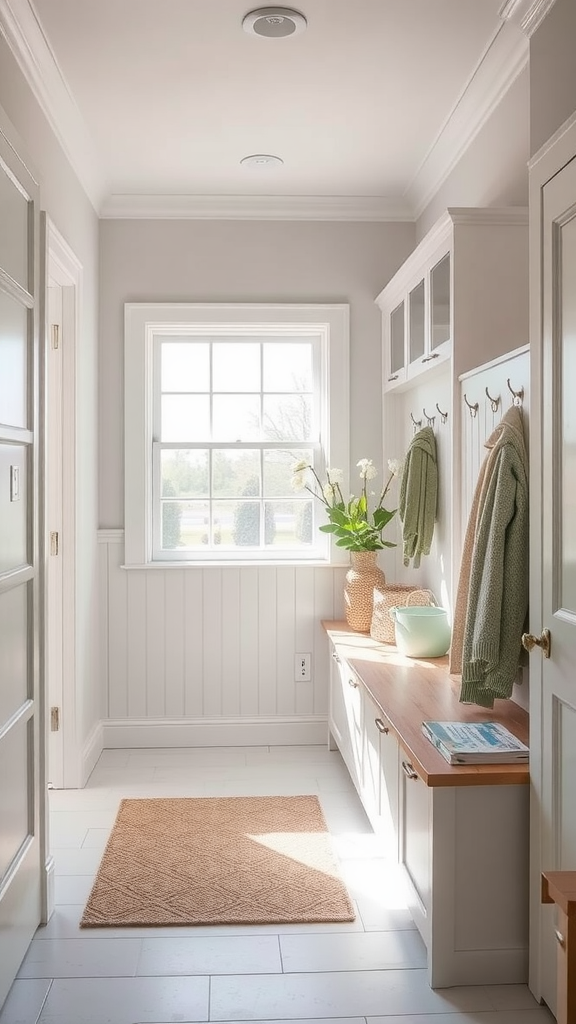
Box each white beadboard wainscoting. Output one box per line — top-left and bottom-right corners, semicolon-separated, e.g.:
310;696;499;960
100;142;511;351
98;530;348;753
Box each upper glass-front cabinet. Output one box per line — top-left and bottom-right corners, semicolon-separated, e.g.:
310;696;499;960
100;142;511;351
377;240;452;392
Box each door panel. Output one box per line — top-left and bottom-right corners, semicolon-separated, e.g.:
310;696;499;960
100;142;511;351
0;290;28;428
0;122;43;1010
0;585;28;722
0;167;28;288
0;443;28;571
0;715;31;879
537;152;576;1014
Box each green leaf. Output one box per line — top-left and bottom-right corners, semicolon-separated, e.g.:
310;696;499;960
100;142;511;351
373;507;396;530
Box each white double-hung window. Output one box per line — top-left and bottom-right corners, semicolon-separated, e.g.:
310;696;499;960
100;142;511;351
124;303;349;565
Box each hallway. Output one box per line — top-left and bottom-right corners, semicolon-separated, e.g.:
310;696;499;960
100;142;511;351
1;745;553;1023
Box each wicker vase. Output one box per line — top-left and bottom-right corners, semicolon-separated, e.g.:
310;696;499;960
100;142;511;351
344;551;386;632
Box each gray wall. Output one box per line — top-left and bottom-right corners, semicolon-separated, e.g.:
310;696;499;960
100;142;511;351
530;0;576;156
98;217;415;527
0;37;101;748
417;66;530;240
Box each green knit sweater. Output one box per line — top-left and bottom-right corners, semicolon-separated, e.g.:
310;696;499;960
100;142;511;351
460;417;529;708
399;426;438;569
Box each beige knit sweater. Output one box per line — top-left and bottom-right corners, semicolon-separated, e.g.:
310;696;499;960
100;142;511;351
449;405;529;707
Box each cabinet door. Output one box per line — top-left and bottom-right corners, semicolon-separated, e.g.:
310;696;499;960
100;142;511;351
430;251;451;351
399;755;431;944
329;650;363;789
408;279;425;365
384;300;406;389
363;691;399;856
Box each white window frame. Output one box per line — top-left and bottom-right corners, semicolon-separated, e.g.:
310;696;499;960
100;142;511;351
124;302;349;566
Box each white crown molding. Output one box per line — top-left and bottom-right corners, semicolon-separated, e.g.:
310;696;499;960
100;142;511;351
405;20;529;221
100;192;414;221
0;0;107;211
499;0;559;36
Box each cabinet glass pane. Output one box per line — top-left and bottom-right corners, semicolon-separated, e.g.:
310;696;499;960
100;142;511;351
390;302;404;375
431;253;450;349
408;280;425;363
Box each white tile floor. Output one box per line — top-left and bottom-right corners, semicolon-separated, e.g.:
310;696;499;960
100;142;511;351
0;745;555;1024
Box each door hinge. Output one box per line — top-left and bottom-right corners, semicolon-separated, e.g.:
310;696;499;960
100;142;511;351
50;706;60;732
51;323;60;350
50;531;59;556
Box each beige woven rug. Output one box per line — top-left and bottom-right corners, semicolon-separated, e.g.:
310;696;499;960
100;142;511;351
80;795;355;927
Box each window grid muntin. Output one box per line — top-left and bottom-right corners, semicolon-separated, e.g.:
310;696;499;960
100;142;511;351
152;329;325;560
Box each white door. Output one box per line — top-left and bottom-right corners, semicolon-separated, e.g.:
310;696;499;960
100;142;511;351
0;126;44;1005
529;134;576;1015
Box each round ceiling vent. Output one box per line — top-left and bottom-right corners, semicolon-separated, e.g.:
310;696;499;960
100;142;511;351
240;154;284;168
242;7;307;38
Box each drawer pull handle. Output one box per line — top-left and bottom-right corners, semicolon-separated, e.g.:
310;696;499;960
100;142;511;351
332;651;341;663
401;760;419;780
555;929;566;948
375;718;389;734
348;677;359;688
388;374;399;382
422;353;439;363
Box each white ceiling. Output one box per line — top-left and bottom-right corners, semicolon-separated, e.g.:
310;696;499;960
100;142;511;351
1;0;538;218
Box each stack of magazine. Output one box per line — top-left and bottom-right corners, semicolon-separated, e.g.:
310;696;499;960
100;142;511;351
422;720;529;765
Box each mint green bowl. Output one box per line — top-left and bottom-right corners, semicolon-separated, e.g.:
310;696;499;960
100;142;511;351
389;604;451;658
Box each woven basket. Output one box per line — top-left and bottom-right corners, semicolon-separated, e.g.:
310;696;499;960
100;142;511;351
370;586;435;644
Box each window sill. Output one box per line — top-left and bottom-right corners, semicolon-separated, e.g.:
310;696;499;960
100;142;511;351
120;559;349;570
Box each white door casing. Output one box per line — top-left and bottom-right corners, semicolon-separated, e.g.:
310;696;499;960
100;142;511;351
45;218;81;790
528;111;576;1015
46;279;63;787
0;119;45;1007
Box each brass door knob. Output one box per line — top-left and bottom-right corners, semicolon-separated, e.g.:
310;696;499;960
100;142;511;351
521;628;551;659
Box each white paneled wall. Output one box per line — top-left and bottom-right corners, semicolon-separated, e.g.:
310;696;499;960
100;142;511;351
98;530;347;748
458;345;530;711
382;367;453;615
459;346;530;531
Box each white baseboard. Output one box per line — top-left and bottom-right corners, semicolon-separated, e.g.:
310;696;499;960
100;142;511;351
101;716;328;749
42;855;55;924
81;720;104;784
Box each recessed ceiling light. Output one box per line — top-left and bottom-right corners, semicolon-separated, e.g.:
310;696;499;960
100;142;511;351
240;154;284;168
242;7;307;38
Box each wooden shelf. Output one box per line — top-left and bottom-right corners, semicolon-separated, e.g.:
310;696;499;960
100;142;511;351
323;620;529;788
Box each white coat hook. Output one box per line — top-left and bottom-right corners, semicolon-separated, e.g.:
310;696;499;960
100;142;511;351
485;387;500;413
506;378;524;407
463;394;479;418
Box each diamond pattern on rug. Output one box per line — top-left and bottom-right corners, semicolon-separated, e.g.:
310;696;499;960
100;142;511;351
80;794;355;927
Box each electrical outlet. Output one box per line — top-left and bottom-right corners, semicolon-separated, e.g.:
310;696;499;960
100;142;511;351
295;653;311;682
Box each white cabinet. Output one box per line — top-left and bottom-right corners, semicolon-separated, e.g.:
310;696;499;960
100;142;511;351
325;626;530;989
378;234;452;391
376;207;528;395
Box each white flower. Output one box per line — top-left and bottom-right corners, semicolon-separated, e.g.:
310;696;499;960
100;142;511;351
387;458;402;478
357;458;378;481
326;467;343;484
323;483;335;501
291;459;310;474
291;471;307;491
